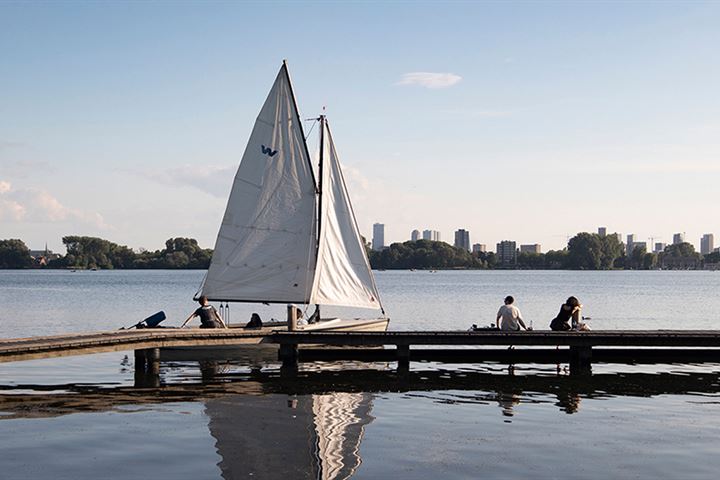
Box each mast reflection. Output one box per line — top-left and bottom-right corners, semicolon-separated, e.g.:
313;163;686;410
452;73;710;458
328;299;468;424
204;392;374;480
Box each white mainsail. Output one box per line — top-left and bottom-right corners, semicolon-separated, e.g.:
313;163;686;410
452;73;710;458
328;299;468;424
309;119;382;310
198;63;318;303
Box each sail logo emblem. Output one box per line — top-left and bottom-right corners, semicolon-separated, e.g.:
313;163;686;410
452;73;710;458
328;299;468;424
261;145;278;157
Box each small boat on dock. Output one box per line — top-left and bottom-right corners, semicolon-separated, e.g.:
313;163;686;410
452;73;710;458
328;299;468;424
196;61;388;333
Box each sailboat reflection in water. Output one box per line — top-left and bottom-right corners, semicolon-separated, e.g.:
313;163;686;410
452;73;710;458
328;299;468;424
196;61;388;332
205;392;375;479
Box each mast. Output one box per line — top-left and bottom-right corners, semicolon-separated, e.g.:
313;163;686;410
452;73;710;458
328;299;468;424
315;114;326;319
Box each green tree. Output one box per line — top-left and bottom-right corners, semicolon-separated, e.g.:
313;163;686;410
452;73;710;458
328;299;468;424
517;252;546;269
545;249;569;269
629;244;647;269
642;252;657;270
600;233;624;269
0;239;33;268
567;233;603;269
369;240;481;270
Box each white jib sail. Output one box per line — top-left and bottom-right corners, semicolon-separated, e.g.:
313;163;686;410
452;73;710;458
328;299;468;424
309;120;382;310
199;64;318;303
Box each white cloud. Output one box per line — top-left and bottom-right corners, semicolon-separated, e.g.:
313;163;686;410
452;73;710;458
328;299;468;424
135;164;235;198
396;72;462;89
0;180;111;229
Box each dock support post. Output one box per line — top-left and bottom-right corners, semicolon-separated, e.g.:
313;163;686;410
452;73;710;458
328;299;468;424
134;348;161;387
287;305;298;332
569;345;592;375
279;342;299;365
397;344;410;367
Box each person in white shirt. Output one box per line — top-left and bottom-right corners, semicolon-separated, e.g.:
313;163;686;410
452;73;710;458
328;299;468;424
496;296;530;331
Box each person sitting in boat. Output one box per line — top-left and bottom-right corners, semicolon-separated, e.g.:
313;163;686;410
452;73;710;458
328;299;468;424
180;296;228;329
550;296;590;331
496;296;530;331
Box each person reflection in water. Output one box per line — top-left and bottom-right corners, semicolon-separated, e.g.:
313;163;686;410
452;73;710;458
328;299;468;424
550;296;589;331
556;392;581;414
497;392;521;417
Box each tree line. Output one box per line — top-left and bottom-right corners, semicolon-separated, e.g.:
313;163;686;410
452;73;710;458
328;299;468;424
0;232;716;270
368;233;713;271
0;236;212;269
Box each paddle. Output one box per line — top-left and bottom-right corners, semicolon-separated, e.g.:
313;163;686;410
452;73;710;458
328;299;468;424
120;311;167;330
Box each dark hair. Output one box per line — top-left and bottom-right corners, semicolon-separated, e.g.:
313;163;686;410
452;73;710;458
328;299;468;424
251;313;260;321
504;295;514;304
566;296;580;308
198;295;208;304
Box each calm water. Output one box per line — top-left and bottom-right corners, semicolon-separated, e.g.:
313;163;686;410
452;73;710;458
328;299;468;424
2;270;720;479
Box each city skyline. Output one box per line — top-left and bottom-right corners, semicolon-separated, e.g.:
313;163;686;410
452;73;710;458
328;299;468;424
376;224;716;255
2;3;719;252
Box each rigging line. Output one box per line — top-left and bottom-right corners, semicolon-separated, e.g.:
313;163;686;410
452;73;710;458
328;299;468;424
303;118;318;141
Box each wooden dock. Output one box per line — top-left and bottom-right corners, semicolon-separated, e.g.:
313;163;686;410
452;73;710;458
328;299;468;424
0;328;276;363
2;329;720;371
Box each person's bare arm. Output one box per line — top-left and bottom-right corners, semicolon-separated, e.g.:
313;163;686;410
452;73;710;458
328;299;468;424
518;317;528;330
214;309;228;329
180;312;196;328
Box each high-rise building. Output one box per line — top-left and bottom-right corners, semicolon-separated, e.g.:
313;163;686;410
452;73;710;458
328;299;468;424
598;227;607;237
654;242;666;253
372;223;385;251
520;244;542;254
411;229;420;242
701;234;715;255
472;243;487;254
496;240;517;266
422;229;441;242
673;233;685;245
454;229;470;251
626;234;636;256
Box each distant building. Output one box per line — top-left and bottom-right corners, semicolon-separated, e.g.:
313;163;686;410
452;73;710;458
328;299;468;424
454;229;470;251
673;233;685;245
496;240;517;266
472;243;487;254
701;234;714;255
411;229;420;242
29;245;60;266
626;234;636;256
422;229;441;242
654;242;666;253
598;227;607;237
520;244;542;254
372;223;385;251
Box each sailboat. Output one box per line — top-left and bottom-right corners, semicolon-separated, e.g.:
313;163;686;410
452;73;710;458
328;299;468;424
196;61;389;332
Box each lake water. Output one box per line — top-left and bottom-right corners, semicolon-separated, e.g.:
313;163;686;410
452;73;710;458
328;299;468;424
2;270;720;479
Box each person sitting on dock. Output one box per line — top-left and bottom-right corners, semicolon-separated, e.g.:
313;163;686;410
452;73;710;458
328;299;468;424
180;296;228;329
245;313;263;329
550;296;589;331
496;296;530;331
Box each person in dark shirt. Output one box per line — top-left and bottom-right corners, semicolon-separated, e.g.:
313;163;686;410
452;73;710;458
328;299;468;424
180;295;228;329
550;296;589;331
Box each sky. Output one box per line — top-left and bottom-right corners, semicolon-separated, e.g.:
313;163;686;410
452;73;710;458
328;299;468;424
1;1;719;253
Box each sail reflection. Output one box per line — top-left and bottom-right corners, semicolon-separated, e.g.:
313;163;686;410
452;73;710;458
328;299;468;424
205;391;374;480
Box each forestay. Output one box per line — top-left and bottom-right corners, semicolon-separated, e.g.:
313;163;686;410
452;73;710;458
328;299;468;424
309;120;382;310
199;64;318;303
